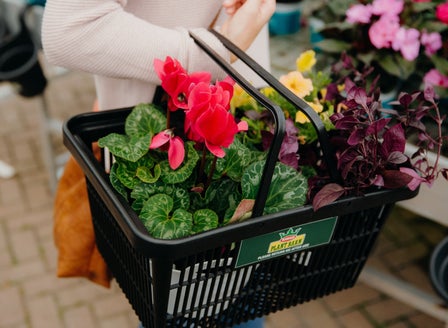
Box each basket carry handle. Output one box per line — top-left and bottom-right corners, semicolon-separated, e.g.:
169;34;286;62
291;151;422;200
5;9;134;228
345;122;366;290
189;30;341;218
187;32;286;218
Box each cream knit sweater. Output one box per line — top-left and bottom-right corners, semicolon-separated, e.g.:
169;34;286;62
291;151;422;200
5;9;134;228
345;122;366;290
42;0;239;110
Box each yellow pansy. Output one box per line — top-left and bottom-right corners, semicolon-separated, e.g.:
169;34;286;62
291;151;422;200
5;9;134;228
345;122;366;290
231;83;256;110
296;50;317;73
279;71;313;98
295;101;323;124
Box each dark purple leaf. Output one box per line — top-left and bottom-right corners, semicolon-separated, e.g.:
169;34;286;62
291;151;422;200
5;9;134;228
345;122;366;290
334;116;358;130
382;124;405;157
279;153;299;170
442;169;448;180
261;130;273;151
381;170;413;189
312;183;346;210
366;118;391;136
387;151;408;164
398;92;413;107
347;129;366;145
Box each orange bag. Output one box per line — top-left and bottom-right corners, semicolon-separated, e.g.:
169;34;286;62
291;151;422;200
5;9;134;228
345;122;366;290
53;145;112;288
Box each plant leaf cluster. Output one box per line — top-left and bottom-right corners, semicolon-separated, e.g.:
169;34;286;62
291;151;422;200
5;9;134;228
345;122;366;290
98;103;308;239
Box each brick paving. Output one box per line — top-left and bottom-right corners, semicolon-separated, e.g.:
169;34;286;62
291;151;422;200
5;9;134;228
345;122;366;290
1;29;448;328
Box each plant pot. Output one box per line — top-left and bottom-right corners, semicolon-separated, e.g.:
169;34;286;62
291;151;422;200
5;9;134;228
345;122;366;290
269;2;302;35
430;236;448;304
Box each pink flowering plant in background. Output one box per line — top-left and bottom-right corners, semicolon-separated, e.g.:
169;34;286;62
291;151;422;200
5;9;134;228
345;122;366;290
305;0;448;97
97;57;308;239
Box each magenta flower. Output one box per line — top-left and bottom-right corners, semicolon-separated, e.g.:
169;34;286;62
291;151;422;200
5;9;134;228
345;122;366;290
154;57;211;111
421;31;443;56
392;27;420;61
346;4;372;24
369;15;400;49
194;104;247;158
371;0;404;17
149;130;185;170
423;69;448;88
185;81;235;142
436;2;448;24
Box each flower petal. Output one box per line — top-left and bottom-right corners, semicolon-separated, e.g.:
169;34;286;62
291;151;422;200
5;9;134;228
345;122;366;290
168;136;185;169
149;131;170;149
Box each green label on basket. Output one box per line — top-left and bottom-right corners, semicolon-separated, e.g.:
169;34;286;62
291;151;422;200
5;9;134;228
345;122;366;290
235;217;338;268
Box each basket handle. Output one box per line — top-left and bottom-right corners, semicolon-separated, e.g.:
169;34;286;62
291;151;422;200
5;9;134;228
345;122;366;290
189;31;286;218
190;29;341;185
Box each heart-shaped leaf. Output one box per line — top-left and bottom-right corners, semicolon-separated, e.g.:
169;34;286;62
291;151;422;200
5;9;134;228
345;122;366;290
242;161;308;215
214;139;254;181
136;163;161;183
140;194;192;239
160;142;199;184
98;133;152;162
125;103;166;138
191;209;219;235
109;163;129;201
130;181;190;213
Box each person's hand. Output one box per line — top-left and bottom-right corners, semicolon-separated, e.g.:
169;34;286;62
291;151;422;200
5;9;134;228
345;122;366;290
221;0;275;60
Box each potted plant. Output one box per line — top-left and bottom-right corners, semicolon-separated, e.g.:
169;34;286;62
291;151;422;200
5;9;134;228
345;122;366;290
62;32;446;328
302;0;448;98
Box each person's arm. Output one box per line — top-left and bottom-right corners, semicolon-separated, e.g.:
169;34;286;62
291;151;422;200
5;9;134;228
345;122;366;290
42;0;230;84
42;0;275;83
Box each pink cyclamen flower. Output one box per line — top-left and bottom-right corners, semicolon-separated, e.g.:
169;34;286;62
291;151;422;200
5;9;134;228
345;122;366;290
399;167;428;191
421;31;442;56
149;130;185;170
371;0;404;17
369;15;400;49
423;69;448;88
436;2;448;24
392;27;421;61
346;4;372;24
194;104;248;158
185;81;234;142
154;57;211;111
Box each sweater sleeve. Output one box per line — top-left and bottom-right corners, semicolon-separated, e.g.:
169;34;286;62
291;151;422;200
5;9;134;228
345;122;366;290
41;0;230;84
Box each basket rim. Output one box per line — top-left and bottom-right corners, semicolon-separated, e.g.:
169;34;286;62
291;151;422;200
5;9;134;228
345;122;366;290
63;108;419;259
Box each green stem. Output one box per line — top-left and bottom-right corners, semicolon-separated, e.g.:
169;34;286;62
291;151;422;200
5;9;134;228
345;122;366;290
205;156;218;190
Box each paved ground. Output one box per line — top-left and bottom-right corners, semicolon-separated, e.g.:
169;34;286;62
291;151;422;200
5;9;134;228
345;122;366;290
1;28;448;328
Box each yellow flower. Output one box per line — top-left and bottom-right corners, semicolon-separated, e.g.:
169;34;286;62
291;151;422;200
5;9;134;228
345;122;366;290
295;100;323;124
261;87;276;98
296;50;316;73
231;84;257;110
279;71;313;98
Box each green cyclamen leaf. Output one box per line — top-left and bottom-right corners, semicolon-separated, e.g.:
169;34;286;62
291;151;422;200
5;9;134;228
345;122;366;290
136;163;161;183
242;161;308;215
215;138;255;181
125;103;166;138
98;133;152;162
109;163;129;201
140;194;192;239
202;179;241;218
191;209;219;235
115;159;140;189
160;142;199;184
130;181;190;213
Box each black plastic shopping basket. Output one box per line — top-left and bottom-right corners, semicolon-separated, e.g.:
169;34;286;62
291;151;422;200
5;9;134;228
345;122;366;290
62;31;419;328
